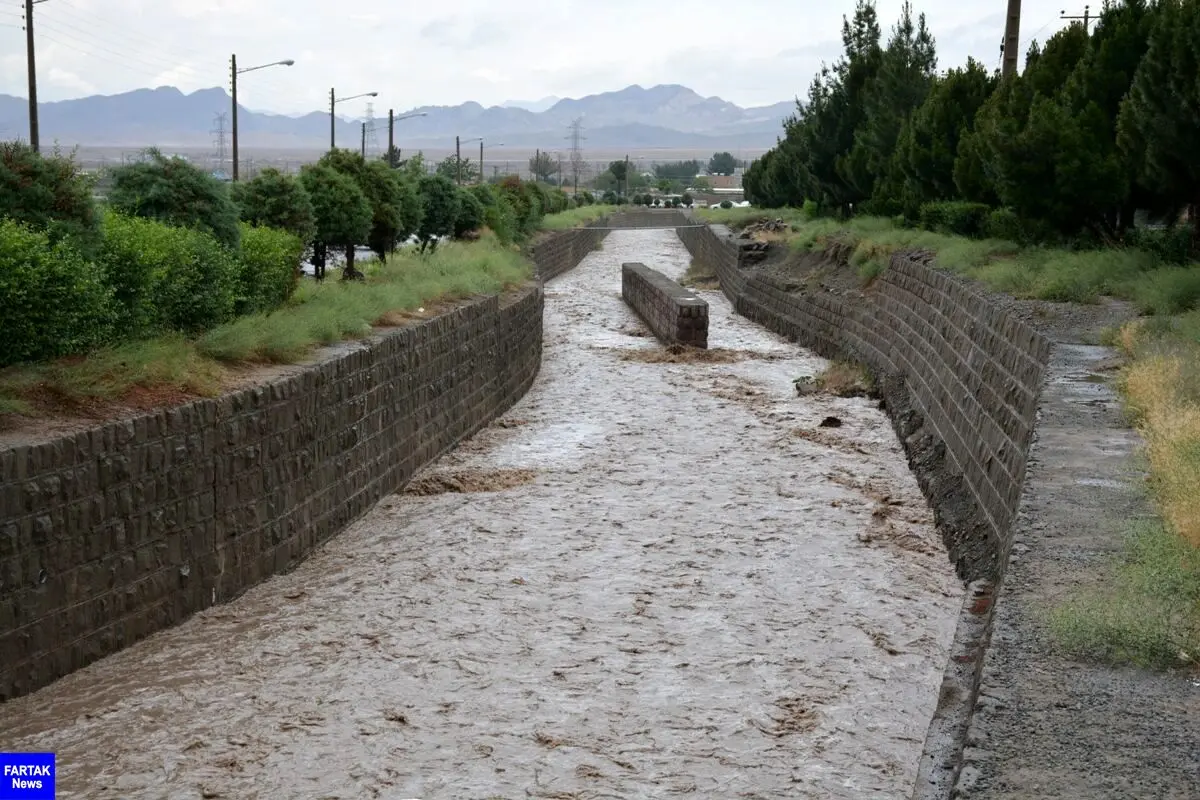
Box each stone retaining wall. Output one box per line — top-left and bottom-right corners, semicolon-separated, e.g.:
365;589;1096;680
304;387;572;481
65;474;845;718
676;222;1049;580
676;220;1051;800
0;285;545;702
530;219;610;282
621;262;709;348
607;209;692;228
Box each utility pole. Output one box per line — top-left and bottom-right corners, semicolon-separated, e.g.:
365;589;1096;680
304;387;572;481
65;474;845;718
624;154;630;199
479;140;484;185
330;88;336;151
535;148;540;182
388;109;395;167
23;0;47;152
1060;5;1093;31
1001;0;1022;79
361;122;366;159
230;55;239;180
455;135;461;184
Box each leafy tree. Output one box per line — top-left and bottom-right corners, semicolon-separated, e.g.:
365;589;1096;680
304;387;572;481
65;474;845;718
608;160;629;195
848;1;938;213
896;57;996;216
529;152;560;182
454;188;486;238
298;163;371;280
359;160;422;262
231;167;316;243
1118;0;1200;249
654;160;701;180
0;141;100;255
708;152;737;175
681;192;694;207
416;174;461;252
436;154;479;184
960;24;1092;233
107;148;240;248
692;176;712;192
380;145;403;168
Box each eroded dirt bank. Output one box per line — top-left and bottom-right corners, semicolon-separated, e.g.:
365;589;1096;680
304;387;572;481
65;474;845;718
0;229;961;799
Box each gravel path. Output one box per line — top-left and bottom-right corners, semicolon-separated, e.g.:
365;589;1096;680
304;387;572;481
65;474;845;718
0;229;961;800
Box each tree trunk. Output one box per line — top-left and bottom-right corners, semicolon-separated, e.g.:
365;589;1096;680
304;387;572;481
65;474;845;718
313;242;327;281
342;244;365;281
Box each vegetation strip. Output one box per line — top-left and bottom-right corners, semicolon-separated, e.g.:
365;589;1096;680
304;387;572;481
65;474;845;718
1;140;608;421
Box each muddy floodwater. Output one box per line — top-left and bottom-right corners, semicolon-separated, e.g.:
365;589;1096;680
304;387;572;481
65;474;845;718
0;229;961;799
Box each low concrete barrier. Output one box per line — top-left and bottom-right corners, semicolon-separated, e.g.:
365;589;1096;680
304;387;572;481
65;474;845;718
621;262;708;348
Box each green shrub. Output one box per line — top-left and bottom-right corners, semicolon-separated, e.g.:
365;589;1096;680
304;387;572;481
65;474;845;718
470;184;518;244
107;149;241;249
98;213;239;333
416;174;461;251
602;190;617;205
0;141;101;255
985;208;1025;242
919;201;992;238
1126;226;1193;265
231;167;316;243
237;224;304;314
719;200;733;209
454;188;485;238
1132;266;1200;316
578;190;595;205
0;219;113;367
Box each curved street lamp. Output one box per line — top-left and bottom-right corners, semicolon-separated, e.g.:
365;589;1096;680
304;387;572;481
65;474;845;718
383;110;428;165
231;55;295;181
331;90;378;151
478;140;505;184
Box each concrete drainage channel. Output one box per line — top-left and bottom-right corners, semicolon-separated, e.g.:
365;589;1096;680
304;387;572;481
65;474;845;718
0;210;1065;798
0;226;962;799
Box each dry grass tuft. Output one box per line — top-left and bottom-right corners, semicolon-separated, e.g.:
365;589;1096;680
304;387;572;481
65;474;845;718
795;361;875;398
620;344;739;364
678;257;720;291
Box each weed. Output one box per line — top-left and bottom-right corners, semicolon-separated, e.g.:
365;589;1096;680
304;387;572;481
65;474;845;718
539;205;618;230
1051;520;1200;668
679;257;719;290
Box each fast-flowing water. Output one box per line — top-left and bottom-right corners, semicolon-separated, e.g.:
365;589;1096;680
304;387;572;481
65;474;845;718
0;229;961;799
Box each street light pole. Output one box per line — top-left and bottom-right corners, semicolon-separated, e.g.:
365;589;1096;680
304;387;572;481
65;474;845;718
480;140;484;184
330;89;379;151
455;135;461;184
388;109;395;167
231;55;294;181
361;122;366;159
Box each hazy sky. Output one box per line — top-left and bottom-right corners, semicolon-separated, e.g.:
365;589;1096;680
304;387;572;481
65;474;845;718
0;0;1073;114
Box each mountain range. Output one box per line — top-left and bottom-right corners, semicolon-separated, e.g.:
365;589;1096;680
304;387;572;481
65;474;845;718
0;84;795;150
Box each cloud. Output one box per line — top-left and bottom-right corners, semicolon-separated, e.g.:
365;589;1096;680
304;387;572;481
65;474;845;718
46;68;96;95
0;0;1073;114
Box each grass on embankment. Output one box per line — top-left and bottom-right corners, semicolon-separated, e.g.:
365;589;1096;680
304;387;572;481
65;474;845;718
538;204;618;230
1056;314;1200;669
0;234;531;416
699;205;1200;669
698;208;1200;315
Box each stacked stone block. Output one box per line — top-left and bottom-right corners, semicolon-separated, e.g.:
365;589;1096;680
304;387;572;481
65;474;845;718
621;262;709;348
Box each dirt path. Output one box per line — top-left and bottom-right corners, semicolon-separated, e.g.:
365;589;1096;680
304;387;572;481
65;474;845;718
0;229;961;800
960;339;1200;798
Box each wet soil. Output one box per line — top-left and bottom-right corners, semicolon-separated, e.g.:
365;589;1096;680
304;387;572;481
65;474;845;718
0;230;961;800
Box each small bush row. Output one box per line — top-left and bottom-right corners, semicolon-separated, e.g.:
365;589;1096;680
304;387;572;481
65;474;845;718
0;213;303;368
